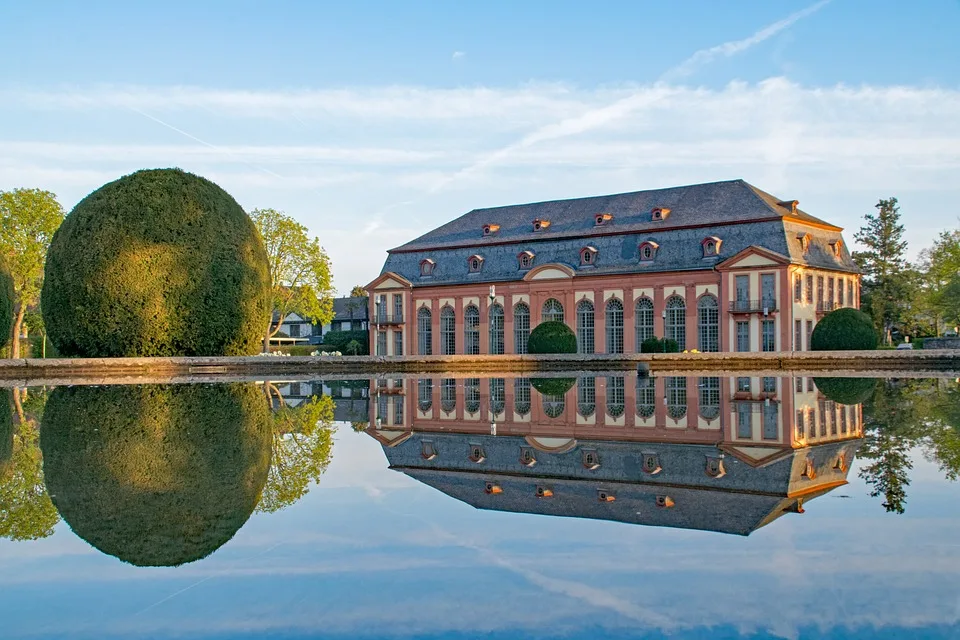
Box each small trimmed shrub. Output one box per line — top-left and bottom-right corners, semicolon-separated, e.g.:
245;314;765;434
41;169;271;357
640;336;681;353
0;254;12;351
811;308;878;351
0;390;11;478
322;329;369;355
40;383;271;566
531;377;576;395
813;377;878;405
528;321;577;354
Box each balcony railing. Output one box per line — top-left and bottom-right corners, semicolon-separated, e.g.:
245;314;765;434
729;299;778;314
817;301;842;314
373;314;404;325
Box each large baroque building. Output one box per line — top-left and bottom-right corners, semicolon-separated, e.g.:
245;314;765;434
366;179;860;356
366;373;862;534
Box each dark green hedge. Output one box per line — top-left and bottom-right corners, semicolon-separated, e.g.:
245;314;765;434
640;336;680;353
40;383;271;567
531;377;576;395
528;321;577;354
322;329;369;354
811;308;878;351
41;169;271;357
813;377;878;405
0;254;12;351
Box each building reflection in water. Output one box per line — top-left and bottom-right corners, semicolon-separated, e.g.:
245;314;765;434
366;373;863;535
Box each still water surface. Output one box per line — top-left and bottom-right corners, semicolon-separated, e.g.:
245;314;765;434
1;374;958;639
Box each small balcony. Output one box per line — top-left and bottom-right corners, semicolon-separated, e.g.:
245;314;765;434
817;301;842;316
372;314;404;325
729;299;778;314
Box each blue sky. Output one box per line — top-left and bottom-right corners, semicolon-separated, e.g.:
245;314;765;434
2;0;959;290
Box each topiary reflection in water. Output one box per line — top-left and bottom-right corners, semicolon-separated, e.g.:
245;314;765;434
40;384;272;567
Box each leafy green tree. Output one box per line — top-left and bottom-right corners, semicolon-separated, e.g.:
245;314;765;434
350;285;368;297
917;230;960;333
0;189;65;358
853;198;909;344
249;208;335;351
258;392;336;513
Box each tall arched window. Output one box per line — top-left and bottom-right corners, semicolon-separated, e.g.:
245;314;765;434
605;298;624;354
577;377;596;417
440;378;456;413
666;376;687;420
635;297;654;351
514;302;530;354
418;378;433;412
490;378;505;415
576;300;595;354
606;375;625;418
489;304;504;355
465;378;480;413
542;298;564;323
697;295;719;352
464;304;480;355
665;295;686;351
542;394;565;419
514;377;531;415
440;306;456;355
417;307;432;355
698;377;720;420
636;376;655;418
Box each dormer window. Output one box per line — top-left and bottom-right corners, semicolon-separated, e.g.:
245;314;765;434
701;236;722;257
642;453;662;475
579;246;598;266
469;444;486;463
419;259;435;277
705;456;726;478
595;213;613;226
778;200;799;215
597;489;616;502
482;223;500;236
535;485;554;498
420;441;437;461
638;241;659;262
582;449;600;470
519;447;537;467
655;495;675;508
467;255;484;273
533;218;550;232
484;482;502;495
651;207;671;221
830;239;843;258
797;233;811;254
517;250;535;270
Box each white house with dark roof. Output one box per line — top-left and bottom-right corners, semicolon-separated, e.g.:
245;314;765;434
366;179;861;355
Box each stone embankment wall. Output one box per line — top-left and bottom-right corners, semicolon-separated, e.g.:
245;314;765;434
0;350;959;387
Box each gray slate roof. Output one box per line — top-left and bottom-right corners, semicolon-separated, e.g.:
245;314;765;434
333;296;368;321
381;179;859;287
378;431;860;535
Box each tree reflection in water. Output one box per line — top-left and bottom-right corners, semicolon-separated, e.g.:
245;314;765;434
260;384;336;513
40;384;272;566
853;378;960;514
0;388;59;541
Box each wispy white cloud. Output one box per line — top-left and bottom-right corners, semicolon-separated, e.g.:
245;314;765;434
661;0;832;81
452;50;466;60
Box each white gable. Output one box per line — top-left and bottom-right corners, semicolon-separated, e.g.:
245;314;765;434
530;267;573;280
728;254;780;268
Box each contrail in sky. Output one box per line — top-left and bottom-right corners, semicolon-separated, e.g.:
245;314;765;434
661;0;832;81
426;0;831;196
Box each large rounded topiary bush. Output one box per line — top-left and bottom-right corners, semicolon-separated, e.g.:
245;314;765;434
0;254;13;352
40;383;271;566
41;169;270;357
810;308;878;351
528;321;577;355
813;377;878;405
531;377;576;396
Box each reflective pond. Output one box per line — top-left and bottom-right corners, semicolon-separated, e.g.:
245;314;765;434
1;374;959;639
